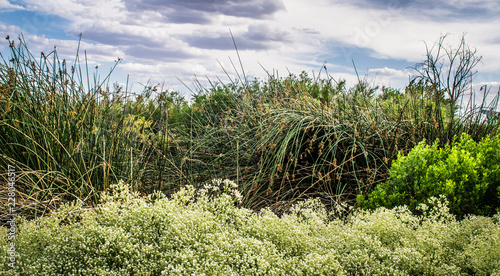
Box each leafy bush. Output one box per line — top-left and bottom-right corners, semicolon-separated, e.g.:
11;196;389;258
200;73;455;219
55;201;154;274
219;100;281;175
358;133;500;216
1;181;499;275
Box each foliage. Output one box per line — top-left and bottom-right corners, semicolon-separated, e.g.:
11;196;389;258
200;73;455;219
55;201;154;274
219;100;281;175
357;133;500;216
179;72;407;211
1;33;498;222
0;35;188;222
1;181;499;275
177;68;497;213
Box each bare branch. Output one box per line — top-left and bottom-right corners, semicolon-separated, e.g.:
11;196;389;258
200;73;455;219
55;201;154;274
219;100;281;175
411;34;482;119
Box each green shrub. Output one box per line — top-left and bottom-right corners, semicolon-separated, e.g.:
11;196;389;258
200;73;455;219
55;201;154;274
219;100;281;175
358;133;500;216
1;181;499;275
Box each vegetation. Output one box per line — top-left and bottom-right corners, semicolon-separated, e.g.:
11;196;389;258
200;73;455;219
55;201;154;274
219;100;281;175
413;34;482;120
1;34;499;219
1;181;499;275
1;33;500;273
357;132;500;217
0;35;191;220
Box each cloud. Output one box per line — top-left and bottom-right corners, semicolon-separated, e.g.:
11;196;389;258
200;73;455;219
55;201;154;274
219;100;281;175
183;35;235;50
0;24;21;37
118;61;220;98
0;0;23;9
244;24;290;43
161;9;213;24
125;0;286;23
349;0;500;21
0;24;21;54
348;0;413;10
77;28;156;47
366;67;410;89
124;44;195;61
13;34;125;64
368;67;408;78
474;81;500;88
183;24;291;50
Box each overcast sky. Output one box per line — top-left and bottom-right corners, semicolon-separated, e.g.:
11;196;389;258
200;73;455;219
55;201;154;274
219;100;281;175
1;0;500;105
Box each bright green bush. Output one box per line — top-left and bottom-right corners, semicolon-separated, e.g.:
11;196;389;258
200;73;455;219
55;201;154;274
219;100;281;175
1;181;499;275
358;133;500;216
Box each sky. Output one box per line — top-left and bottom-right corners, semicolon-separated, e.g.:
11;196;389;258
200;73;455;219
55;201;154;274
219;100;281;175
1;0;500;109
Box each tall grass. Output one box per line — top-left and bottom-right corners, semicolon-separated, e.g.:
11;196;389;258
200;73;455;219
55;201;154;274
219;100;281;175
0;35;183;221
180;70;498;213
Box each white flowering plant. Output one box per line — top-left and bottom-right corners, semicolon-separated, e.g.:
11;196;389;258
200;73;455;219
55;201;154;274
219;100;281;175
0;180;498;275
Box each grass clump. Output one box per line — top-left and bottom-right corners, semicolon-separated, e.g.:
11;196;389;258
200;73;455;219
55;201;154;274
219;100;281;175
184;74;407;212
1;181;499;275
0;35;190;222
182;69;498;214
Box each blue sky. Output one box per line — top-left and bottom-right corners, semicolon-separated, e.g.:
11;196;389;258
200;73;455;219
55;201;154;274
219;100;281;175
1;0;500;107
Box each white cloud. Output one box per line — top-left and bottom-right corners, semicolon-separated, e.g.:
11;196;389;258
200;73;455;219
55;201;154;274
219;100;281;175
364;67;409;89
368;67;408;78
0;0;23;9
19;35;124;63
0;24;22;54
0;24;21;37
